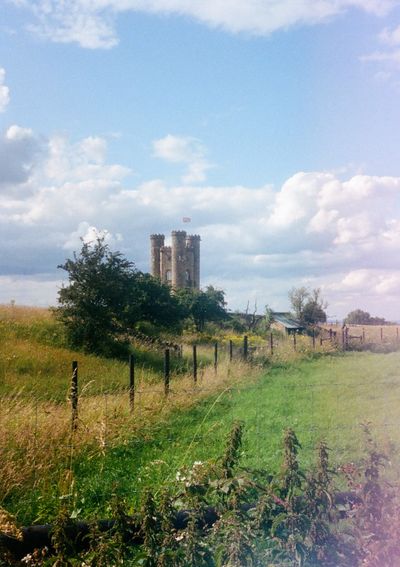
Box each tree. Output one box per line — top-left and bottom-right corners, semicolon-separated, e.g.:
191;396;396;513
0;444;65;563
134;272;186;329
289;287;327;326
176;286;228;332
344;309;371;325
56;237;138;355
243;300;259;332
302;288;327;325
288;286;309;322
56;238;186;356
344;309;387;325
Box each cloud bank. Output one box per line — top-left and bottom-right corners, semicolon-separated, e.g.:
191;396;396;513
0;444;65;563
12;0;397;49
1;124;400;318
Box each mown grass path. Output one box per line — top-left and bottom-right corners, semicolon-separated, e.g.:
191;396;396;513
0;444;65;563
65;351;400;521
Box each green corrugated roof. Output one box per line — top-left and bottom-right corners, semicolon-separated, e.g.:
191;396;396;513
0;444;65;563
272;312;303;329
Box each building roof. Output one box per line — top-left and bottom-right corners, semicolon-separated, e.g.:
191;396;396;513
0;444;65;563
272;312;304;330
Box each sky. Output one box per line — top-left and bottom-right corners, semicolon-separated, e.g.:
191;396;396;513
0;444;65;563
1;0;400;320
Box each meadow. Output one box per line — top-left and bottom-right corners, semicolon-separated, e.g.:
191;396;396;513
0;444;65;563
1;305;399;532
326;321;400;347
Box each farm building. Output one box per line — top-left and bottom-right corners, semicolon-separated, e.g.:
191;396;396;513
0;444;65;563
271;312;304;335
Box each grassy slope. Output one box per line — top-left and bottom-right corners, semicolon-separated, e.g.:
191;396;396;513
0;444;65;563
9;350;399;525
2;307;399;526
0;306;208;401
0;306;249;522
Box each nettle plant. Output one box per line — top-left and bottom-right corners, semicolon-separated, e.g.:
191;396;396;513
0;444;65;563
12;424;400;567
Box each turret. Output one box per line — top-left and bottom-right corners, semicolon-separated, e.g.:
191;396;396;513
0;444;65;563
171;230;187;289
186;234;201;290
150;234;165;279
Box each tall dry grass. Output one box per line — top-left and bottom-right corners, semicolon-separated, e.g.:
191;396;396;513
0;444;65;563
0;304;53;322
0;358;260;507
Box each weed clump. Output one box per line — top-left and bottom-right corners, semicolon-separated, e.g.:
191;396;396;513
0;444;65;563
2;424;400;566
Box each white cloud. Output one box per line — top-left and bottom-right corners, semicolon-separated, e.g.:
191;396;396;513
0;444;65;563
6;125;34;141
12;0;396;49
380;24;400;46
328;269;400;301
63;221;123;250
153;134;211;184
361;21;400;75
0;68;10;112
27;1;118;49
43;134;129;184
0;124;42;188
361;49;400;66
79;136;107;164
334;213;373;245
269;172;329;228
342;269;372;288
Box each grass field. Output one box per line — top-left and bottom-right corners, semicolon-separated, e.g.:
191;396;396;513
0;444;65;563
64;351;400;511
2;350;400;526
1;306;400;530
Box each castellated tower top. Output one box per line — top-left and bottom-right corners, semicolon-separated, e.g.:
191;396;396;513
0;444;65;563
150;230;200;290
150;234;165;242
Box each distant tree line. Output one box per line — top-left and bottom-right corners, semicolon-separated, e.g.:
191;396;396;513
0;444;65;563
55;238;227;356
344;309;392;326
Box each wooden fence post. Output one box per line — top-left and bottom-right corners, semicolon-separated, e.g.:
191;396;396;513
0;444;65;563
380;327;383;342
214;342;218;374
345;328;349;349
243;335;248;360
164;349;170;396
312;330;315;349
270;332;274;356
71;361;78;431
320;337;323;347
293;333;297;351
329;328;333;341
193;344;197;384
229;340;233;362
129;354;135;413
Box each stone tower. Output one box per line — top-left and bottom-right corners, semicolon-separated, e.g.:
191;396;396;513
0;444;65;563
150;231;200;290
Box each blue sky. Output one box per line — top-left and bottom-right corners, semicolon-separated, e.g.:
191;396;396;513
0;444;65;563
1;0;400;319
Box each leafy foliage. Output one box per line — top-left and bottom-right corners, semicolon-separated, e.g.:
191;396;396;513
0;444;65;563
55;238;186;356
133;272;186;329
289;287;327;326
56;237;138;356
176;286;228;332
